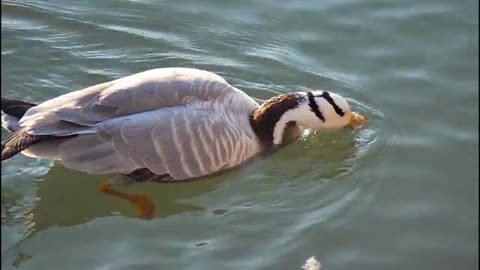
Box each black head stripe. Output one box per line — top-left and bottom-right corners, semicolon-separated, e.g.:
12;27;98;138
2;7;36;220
306;92;325;122
321;91;345;117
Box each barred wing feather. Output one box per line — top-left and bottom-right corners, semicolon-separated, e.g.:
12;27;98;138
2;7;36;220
14;68;260;178
95;107;259;179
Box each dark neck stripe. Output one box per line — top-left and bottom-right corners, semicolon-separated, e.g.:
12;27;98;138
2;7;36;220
250;93;303;150
321;91;345;116
306;92;325;122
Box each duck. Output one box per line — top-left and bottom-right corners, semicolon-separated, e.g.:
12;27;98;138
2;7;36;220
1;68;365;182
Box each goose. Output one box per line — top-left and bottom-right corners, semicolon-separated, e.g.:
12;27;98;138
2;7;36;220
1;68;365;218
1;68;365;182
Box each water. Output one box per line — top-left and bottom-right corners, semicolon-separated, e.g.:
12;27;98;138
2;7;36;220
1;0;478;269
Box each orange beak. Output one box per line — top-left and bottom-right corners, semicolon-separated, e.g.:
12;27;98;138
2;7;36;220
348;112;366;128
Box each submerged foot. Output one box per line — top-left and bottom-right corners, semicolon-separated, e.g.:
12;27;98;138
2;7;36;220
99;182;155;219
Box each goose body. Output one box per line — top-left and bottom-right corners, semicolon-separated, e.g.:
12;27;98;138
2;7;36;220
1;68;364;182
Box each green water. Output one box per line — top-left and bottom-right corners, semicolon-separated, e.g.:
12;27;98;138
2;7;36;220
1;0;478;269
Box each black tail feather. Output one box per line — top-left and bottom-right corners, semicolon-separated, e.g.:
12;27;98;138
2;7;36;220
1;97;43;161
1;128;49;161
1;96;37;119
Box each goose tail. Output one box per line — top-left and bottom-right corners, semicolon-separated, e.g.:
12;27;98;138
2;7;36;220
1;96;36;132
1;97;43;161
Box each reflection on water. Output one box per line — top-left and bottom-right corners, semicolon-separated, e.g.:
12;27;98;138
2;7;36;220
27;163;225;234
1;191;25;227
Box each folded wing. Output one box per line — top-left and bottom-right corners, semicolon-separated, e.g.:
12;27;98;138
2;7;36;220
14;68;260;179
52;107;259;179
19;68;247;136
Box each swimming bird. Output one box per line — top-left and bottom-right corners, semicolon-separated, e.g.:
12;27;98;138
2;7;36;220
1;68;365;183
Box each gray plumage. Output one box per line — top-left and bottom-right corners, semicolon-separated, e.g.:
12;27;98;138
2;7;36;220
4;68;262;180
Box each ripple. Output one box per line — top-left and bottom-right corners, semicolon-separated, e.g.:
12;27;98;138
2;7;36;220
1;16;48;31
371;3;452;20
102;25;194;47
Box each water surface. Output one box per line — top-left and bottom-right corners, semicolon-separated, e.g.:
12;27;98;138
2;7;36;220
1;0;478;269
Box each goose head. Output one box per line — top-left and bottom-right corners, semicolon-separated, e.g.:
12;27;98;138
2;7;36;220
292;91;365;129
250;91;365;148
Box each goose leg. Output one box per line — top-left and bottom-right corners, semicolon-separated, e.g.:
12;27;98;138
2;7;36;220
99;175;155;219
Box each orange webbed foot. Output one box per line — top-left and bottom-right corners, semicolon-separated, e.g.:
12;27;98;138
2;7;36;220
99;182;155;219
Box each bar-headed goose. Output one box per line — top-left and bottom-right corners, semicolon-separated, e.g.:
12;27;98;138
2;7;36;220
1;68;365;183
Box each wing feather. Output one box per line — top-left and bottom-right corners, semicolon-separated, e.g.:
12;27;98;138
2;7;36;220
95;106;259;180
18;68;248;136
11;68;261;178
